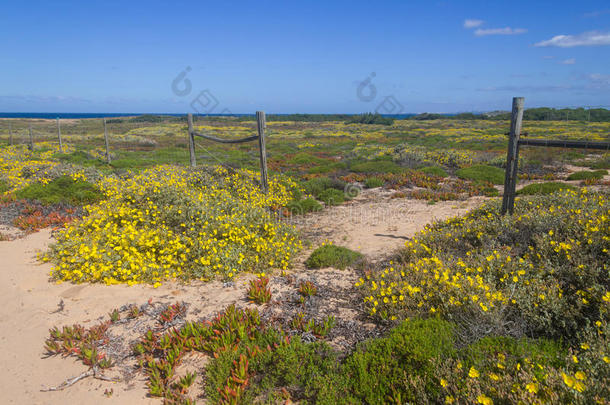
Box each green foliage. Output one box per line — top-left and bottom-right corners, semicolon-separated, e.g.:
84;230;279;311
345;112;394;126
340;317;455;404
351;160;405;174
418;166;448;178
518;182;577;195
15;175;103;205
286;197;322;215
364;177;384;188
566;169;607;181
317;188;346;206
307;161;347;174
288;152;328;166
55;150;106;167
456;164;505;185
0;178;8;194
303;177;346;198
305;244;362;269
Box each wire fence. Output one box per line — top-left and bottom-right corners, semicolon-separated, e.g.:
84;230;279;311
0;117;195;167
0;115;273;172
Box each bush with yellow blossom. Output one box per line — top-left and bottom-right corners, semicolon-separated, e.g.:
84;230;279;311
46;165;302;284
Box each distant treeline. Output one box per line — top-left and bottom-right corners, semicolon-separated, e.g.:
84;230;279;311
116;107;610;124
412;108;610;122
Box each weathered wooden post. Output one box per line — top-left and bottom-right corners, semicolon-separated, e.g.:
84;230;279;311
103;118;111;163
8;122;12;145
256;111;269;193
28;124;34;151
501;97;524;215
187;113;196;167
57;118;63;153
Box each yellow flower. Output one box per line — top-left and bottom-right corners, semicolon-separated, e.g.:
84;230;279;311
440;378;447;387
477;394;493;405
525;382;538;394
575;371;586;380
562;372;575;388
469;366;480;378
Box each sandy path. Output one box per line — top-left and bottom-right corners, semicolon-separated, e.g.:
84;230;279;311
296;189;488;258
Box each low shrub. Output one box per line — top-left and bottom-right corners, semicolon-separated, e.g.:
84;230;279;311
303;177;346;197
351;160;405;174
345;112;394;126
285;197;322;215
15;175;103;205
305;244;362;269
518;182;577;195
456;164;505;185
566;169;607;181
364;177;384;188
247;276;272;304
317;188;346;206
339;317;455;404
288;152;328;166
417;166;448;178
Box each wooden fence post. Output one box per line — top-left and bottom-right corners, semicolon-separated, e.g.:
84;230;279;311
187;113;196;167
501;97;524;215
103;118;111;163
28;124;34;151
8;122;12;145
256;111;269;194
57;118;63;153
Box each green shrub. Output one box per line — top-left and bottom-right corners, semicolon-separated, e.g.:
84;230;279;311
364;177;384;188
418;166;448;178
307;161;347;174
456;164;505;185
351;160;405;174
303;177;345;197
15;175;103;205
286;197;322;215
288;152;328;166
340;317;455;404
0;178;8;194
317;188;346;206
518;182;577;195
305;244;362;269
345;112;394;126
566;169;607;181
55;150;105;167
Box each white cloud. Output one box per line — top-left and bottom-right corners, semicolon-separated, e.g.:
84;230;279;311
534;31;610;47
464;19;483;29
560;58;576;65
474;27;527;36
587;73;610;87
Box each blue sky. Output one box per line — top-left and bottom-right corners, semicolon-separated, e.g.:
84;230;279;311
0;0;609;113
